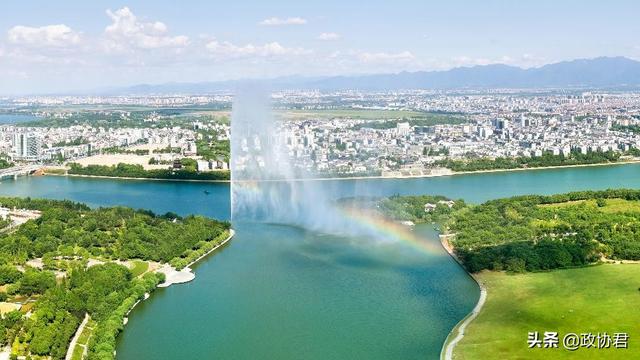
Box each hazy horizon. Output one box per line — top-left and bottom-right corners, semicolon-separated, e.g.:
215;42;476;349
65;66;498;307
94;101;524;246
2;0;640;94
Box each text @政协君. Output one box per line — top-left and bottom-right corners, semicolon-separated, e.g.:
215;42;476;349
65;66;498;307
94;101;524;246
528;331;629;351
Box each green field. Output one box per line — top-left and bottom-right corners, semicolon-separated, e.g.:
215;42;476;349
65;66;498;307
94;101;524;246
129;260;149;277
455;264;640;359
278;109;443;120
540;198;640;214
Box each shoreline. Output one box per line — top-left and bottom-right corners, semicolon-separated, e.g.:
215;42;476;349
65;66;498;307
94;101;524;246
186;228;235;269
47;172;231;183
45;159;640;184
157;228;235;288
121;229;234;346
438;233;487;360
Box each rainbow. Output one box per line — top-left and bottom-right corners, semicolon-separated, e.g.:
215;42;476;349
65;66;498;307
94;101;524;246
338;206;445;255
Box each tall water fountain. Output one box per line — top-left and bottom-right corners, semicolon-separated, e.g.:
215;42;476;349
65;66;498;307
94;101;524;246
232;88;330;224
230;87;371;235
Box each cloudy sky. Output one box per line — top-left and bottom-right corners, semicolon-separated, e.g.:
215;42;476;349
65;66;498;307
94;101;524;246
1;0;639;94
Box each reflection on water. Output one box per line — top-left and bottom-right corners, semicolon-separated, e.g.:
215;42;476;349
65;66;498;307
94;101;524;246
2;163;639;359
117;222;478;360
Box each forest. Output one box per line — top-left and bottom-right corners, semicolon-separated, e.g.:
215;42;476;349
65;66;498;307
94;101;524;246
0;196;229;359
449;189;640;273
377;194;465;223
67;162;230;181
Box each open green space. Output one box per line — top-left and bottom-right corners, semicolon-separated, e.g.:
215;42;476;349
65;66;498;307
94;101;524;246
22;107;229;129
70;319;95;360
71;344;85;360
278;108;432;120
540;198;640;214
455;264;640;359
129;260;149;277
448;189;640;272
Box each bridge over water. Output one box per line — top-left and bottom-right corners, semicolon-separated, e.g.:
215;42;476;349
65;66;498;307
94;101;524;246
0;165;42;180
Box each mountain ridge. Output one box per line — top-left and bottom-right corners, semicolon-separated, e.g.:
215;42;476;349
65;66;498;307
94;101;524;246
106;56;640;94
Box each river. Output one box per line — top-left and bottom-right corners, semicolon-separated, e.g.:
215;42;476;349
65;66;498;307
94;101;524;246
0;114;39;124
1;163;639;359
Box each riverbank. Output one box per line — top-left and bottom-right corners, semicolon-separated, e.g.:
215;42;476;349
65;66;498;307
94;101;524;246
115;229;234;357
47;172;231;183
438;233;487;360
158;229;234;287
44;158;640;184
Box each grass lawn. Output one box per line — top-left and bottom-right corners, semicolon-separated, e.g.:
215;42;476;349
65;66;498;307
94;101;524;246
43;167;67;175
129;260;149;277
70;344;85;360
76;323;93;345
278;109;431;120
599;198;640;213
0;302;20;314
19;302;35;313
540;198;640;213
70;318;95;360
454;264;640;359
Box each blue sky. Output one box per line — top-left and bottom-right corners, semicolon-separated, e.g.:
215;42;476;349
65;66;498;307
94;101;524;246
1;0;639;94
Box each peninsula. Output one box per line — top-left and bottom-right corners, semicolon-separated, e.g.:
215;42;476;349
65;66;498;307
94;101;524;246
0;197;230;360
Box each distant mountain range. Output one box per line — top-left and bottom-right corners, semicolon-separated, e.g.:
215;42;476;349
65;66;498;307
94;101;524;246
111;57;640;94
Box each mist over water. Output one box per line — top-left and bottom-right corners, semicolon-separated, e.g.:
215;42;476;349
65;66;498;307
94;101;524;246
230;87;377;237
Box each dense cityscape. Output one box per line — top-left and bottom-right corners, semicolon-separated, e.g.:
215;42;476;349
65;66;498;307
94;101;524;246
2;91;640;178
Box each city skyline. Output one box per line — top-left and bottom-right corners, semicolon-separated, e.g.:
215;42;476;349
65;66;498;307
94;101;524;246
2;0;640;94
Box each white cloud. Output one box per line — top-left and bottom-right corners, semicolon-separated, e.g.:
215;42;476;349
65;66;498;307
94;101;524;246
104;7;189;52
7;24;81;47
205;40;310;60
259;17;307;26
317;32;340;41
450;56;492;67
358;51;416;65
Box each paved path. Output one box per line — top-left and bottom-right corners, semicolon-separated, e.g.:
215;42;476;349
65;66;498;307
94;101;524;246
66;313;90;360
442;283;487;360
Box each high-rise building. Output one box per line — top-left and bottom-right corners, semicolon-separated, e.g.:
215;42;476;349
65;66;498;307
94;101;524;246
12;132;42;161
396;122;410;136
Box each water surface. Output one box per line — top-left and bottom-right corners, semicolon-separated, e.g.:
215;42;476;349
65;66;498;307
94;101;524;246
0;163;638;359
0;114;38;124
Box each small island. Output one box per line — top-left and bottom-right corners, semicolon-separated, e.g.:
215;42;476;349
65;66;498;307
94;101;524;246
0;197;231;360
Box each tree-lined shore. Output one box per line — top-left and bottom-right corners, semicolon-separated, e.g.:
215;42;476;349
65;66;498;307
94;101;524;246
381;188;640;273
67;163;230;181
380;189;640;359
0;197;230;360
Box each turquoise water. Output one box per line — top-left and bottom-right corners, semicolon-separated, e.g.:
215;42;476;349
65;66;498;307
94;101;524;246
115;224;474;360
0;163;639;359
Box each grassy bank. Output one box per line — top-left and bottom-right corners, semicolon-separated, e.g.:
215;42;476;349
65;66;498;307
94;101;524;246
454;264;640;359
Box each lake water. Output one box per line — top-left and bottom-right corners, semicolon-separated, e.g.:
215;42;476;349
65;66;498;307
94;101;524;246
0;114;38;124
0;163;639;359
